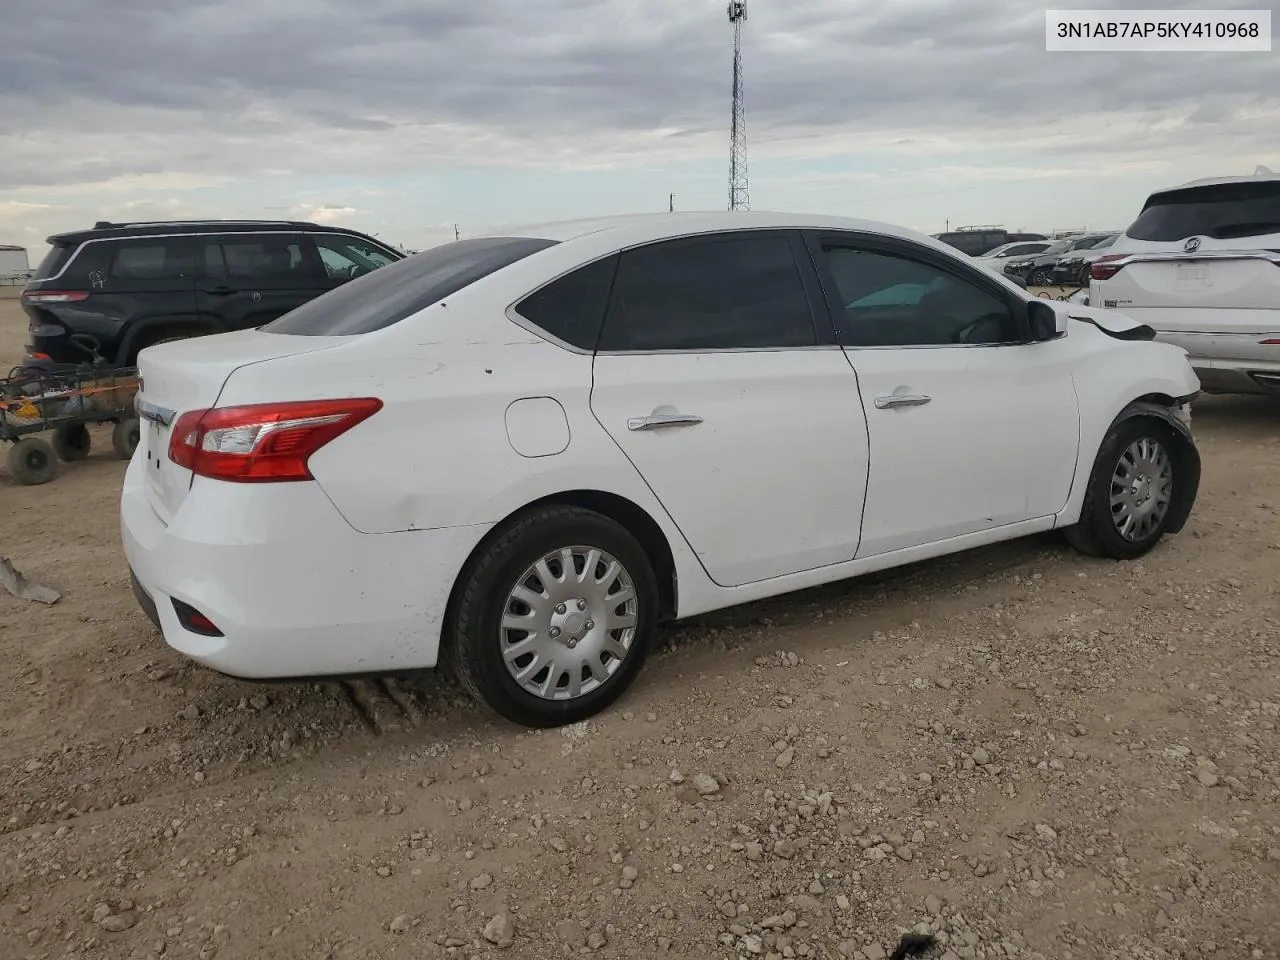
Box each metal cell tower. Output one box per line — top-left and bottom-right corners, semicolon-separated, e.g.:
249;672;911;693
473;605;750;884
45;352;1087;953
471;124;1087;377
727;1;749;211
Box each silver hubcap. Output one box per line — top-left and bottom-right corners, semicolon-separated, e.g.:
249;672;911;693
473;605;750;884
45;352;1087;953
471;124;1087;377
1109;437;1173;542
501;546;638;701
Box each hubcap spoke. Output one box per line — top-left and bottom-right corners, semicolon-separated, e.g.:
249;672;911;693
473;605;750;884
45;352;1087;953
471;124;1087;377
500;544;640;702
1108;436;1174;543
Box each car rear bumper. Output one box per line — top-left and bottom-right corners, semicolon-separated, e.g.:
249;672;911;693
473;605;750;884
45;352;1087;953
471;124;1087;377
120;455;493;679
1148;329;1280;395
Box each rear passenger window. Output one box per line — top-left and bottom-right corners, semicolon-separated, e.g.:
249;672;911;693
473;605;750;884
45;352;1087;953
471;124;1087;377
217;235;325;285
598;234;816;352
109;240;195;281
514;255;618;350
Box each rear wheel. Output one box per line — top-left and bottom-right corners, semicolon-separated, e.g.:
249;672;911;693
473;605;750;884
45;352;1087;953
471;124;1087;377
447;506;658;727
1028;266;1055;286
112;418;141;460
52;423;91;462
7;438;58;485
1065;418;1179;560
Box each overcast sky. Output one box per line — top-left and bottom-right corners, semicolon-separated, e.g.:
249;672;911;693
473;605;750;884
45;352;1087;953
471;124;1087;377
0;0;1275;260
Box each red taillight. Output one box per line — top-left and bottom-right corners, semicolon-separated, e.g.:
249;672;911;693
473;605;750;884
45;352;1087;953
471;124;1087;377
1089;254;1128;281
1261;339;1280;345
168;398;382;482
21;290;90;303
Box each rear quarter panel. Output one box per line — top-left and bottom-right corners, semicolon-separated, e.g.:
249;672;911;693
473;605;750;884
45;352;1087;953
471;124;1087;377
1058;326;1199;526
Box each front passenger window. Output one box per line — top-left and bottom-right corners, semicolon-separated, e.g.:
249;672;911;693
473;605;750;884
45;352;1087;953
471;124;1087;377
821;246;1019;348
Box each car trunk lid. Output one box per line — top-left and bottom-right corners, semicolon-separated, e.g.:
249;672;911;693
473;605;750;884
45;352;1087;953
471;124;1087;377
1095;250;1280;324
135;330;350;522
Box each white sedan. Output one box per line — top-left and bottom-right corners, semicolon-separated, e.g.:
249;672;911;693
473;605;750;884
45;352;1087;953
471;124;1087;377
122;212;1202;727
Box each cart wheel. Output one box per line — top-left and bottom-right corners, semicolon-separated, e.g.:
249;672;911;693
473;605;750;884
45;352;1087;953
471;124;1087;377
52;423;92;462
112;417;141;460
7;438;58;485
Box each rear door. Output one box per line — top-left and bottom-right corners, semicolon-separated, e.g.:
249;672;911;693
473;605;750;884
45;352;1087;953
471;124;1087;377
91;237;201;363
195;233;330;330
588;230;870;588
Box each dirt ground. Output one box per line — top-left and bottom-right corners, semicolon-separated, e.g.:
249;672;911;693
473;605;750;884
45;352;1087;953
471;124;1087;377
2;293;1279;960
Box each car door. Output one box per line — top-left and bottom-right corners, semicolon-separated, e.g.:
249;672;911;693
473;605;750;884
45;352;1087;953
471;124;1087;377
195;233;330;330
588;230;870;588
804;231;1080;558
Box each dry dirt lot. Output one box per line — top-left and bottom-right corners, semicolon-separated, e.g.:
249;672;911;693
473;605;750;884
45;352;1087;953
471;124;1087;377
2;293;1279;960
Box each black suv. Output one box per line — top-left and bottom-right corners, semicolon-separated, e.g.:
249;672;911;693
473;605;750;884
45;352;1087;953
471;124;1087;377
21;220;404;367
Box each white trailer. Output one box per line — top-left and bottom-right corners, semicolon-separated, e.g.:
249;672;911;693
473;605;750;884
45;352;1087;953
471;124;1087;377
0;245;30;283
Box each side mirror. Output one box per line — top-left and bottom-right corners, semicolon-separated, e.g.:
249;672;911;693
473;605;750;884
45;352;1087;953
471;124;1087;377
1026;300;1068;341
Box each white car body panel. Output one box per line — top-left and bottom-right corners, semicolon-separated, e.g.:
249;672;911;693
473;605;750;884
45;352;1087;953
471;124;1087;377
122;211;1201;682
589;349;869;587
1090;174;1280;394
846;341;1078;557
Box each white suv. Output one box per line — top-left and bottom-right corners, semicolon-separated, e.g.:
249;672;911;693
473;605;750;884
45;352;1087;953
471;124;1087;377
1089;172;1280;395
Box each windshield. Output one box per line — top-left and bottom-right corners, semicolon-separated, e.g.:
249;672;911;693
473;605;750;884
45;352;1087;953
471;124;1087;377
1127;180;1280;241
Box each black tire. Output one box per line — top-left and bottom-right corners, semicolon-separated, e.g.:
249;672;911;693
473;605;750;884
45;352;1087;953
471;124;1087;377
446;505;659;727
112;418;141;460
52;423;91;462
1065;417;1182;560
7;438;58;485
1028;266;1055;287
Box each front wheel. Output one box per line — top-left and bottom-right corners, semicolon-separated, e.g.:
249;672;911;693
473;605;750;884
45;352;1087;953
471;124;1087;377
1065;418;1180;559
446;506;659;727
1028;266;1055;286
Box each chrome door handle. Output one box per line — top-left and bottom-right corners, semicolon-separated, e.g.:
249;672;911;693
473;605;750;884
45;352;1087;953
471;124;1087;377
626;413;704;431
873;394;932;409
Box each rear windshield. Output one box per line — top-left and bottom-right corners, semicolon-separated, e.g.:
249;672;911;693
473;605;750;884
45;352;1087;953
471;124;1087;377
34;242;75;280
262;236;558;336
1128;181;1280;242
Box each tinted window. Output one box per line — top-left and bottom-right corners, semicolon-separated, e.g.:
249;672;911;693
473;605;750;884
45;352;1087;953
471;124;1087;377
598;235;815;351
1128;181;1280;241
936;232;1007;256
108;240;195;281
514;255;617;350
263;236;557;336
821;246;1018;347
217;235;325;285
34;242;74;279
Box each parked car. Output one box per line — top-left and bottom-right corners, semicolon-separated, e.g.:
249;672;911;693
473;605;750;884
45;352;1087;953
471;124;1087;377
122;212;1202;727
1051;233;1119;286
933;226;1047;256
1090;172;1280;395
974;240;1055;262
20;220;403;368
997;237;1076;280
1013;233;1119;286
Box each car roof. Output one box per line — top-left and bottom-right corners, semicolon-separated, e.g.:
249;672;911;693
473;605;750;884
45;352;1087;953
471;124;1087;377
485;210;943;248
46;220;374;245
1170;172;1280;190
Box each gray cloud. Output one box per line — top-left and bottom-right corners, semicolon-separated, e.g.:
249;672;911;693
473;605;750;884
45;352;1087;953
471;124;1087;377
0;0;1273;230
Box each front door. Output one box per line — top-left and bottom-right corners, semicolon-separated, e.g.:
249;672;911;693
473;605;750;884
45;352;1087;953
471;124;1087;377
195;233;329;330
806;234;1080;558
588;231;870;588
